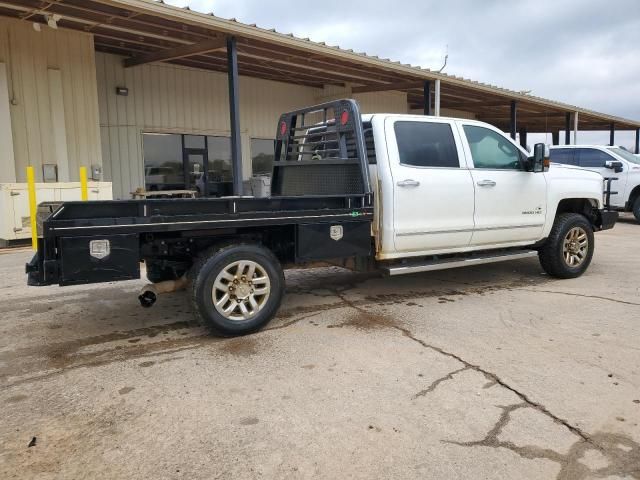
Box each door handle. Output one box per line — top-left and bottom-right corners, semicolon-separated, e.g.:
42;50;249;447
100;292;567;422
477;180;496;187
397;179;420;187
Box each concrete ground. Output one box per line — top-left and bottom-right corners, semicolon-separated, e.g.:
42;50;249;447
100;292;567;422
1;217;639;480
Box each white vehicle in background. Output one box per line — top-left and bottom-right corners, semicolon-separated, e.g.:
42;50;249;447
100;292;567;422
549;145;640;222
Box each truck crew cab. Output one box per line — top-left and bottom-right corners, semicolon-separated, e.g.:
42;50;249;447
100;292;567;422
27;100;617;336
549;145;640;222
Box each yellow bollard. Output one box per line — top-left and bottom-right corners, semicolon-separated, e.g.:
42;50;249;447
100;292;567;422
26;166;38;250
80;166;88;201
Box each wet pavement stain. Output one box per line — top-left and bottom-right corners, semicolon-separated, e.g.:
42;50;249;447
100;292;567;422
326;309;400;331
437;297;455;304
5;320;201;373
1;335;209;389
217;336;261;357
5;394;28;403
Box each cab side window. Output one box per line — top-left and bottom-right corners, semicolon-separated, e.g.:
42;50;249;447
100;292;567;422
463;125;524;170
394;121;460;168
576;148;613;168
549;149;577;165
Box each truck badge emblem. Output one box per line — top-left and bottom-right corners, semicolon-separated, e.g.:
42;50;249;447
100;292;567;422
89;239;110;259
330;225;343;241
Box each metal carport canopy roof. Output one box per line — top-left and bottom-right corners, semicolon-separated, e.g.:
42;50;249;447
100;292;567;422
2;0;639;133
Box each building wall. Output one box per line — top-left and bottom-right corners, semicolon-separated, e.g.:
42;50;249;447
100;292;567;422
97;52;321;198
0;18;101;183
96;53;412;199
409;107;476;119
318;84;409;114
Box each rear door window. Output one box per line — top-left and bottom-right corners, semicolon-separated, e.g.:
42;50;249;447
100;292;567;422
394;121;459;168
549;149;577;165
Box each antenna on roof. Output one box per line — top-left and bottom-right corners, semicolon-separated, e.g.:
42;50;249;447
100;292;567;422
437;45;448;73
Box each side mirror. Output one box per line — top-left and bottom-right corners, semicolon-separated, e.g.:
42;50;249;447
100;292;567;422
605;160;624;173
529;143;549;172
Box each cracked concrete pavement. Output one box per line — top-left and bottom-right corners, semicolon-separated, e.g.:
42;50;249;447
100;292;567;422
1;216;639;479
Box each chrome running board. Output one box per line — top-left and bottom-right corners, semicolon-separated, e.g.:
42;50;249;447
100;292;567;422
383;250;538;276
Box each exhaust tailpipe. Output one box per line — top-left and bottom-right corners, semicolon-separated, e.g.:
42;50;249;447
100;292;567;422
138;276;188;308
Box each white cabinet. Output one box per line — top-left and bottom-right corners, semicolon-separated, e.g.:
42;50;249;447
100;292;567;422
0;182;112;242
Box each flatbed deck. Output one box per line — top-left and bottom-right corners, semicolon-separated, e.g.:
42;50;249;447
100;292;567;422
38;194;373;237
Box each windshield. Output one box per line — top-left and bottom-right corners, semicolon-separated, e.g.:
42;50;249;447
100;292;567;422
608;147;640;165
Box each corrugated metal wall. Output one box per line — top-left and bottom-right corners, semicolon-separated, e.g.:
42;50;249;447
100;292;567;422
97;52;320;198
318;84;409;114
409;107;476;119
0;18;101;182
96;52;411;199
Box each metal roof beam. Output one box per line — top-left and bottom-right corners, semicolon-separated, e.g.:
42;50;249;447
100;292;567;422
123;36;227;67
477;113;567;121
352;81;424;94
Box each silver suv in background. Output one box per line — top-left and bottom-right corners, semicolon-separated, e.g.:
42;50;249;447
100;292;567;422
549;145;640;222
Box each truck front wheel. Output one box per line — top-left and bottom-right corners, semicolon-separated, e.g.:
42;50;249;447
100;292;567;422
190;244;285;336
538;213;594;279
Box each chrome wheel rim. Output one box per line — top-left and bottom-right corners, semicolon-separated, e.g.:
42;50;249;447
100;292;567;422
212;260;271;321
563;227;588;267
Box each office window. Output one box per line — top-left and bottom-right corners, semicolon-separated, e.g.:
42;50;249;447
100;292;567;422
183;134;205;149
394;122;459;168
207;136;232;182
142;133;184;191
251;138;275;175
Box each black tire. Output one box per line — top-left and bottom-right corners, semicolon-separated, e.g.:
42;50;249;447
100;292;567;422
633;197;640;223
190;243;285;336
538;213;594;279
145;261;186;283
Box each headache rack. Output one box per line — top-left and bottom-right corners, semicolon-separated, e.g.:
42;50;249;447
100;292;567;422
272;99;372;198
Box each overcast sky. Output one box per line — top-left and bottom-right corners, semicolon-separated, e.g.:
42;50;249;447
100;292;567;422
166;0;640;148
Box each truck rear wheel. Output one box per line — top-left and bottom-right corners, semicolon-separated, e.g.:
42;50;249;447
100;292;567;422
538;213;594;279
633;197;640;222
190;244;285;336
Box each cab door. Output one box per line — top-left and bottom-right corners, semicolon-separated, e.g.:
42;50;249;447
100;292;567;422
575;148;627;207
459;122;547;246
386;117;475;254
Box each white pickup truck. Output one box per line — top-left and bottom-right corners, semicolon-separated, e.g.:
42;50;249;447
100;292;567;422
27;100;617;335
549;145;640;221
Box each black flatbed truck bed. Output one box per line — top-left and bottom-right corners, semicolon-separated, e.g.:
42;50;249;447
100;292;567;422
26;100;375;335
27;194;373;286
